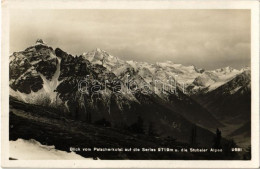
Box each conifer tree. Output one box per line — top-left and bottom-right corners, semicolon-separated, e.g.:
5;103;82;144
190;124;197;147
213;128;222;149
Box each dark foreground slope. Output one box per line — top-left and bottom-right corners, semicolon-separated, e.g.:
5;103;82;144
9;97;247;160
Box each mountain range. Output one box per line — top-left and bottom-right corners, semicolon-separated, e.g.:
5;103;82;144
9;39;251;148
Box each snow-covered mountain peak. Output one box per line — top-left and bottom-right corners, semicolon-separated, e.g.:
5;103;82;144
214;66;238;73
95;48;102;52
240;66;250;72
83;48;118;62
156;61;174;67
89;48;107;55
82;48;125;72
186;65;250;95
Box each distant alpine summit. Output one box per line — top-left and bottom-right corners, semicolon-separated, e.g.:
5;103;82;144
82;46;249;95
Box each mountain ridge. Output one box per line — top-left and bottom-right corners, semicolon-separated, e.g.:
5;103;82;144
9;40;251;148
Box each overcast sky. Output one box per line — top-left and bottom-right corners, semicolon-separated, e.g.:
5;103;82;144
10;9;250;69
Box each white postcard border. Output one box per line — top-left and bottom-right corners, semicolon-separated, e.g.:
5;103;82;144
1;0;259;168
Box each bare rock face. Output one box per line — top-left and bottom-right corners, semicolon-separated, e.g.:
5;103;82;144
10;43;57;95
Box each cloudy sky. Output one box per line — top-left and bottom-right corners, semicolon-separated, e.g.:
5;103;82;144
10;9;250;69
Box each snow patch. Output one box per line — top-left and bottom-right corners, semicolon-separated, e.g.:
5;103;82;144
10;87;50;104
38;57;62;104
9;139;90;160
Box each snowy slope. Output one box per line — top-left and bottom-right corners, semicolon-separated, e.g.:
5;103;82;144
10;139;90;160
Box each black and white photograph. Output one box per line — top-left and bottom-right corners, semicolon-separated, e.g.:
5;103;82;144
1;0;259;168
